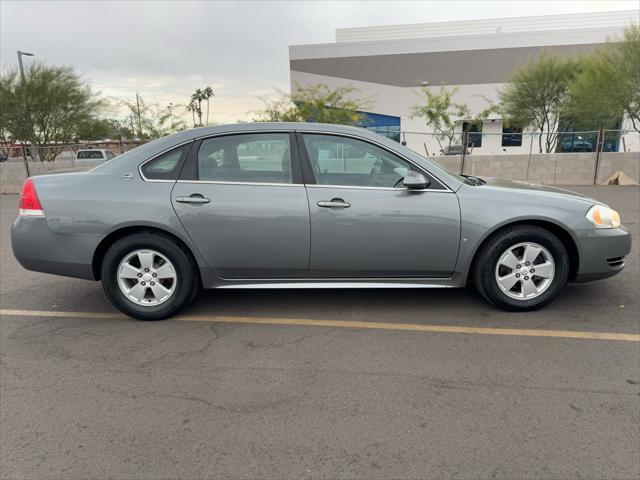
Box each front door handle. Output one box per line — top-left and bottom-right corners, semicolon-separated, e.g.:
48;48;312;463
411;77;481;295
318;198;351;208
176;194;210;204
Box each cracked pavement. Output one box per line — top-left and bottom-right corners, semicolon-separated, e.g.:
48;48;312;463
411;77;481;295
1;187;639;479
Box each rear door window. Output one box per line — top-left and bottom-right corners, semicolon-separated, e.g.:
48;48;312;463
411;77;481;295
197;133;293;184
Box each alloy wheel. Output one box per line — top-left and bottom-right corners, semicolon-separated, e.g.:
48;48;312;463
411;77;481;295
494;242;555;300
117;249;177;306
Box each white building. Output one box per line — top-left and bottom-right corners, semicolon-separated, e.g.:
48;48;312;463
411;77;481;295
289;10;640;155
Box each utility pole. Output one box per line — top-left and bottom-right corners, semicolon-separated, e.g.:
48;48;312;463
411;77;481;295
17;50;34;82
17;50;35;170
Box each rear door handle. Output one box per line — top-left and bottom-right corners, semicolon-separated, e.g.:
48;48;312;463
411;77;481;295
318;198;351;208
176;194;210;204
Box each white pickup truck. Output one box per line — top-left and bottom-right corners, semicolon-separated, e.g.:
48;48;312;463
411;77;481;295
76;149;116;162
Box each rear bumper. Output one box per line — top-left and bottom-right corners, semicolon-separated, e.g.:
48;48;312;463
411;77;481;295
573;226;632;282
11;216;100;280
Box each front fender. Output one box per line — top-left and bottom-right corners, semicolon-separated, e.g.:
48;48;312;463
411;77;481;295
454;184;592;277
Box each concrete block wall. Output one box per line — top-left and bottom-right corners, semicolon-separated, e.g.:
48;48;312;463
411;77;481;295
596;152;640;184
0;161;103;194
0;163;28;194
432;156;461;174
431;152;638;185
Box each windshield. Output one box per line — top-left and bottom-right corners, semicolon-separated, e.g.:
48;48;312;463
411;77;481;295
446;170;476;185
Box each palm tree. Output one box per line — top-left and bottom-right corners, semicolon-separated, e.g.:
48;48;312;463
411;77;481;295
190;89;204;126
202;86;214;124
186;99;197;127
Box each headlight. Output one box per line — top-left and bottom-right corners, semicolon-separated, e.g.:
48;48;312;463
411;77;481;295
586;205;621;229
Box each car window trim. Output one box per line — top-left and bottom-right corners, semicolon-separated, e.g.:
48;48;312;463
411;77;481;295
175;179;305;187
139;129;453;191
294;130;451;192
179;130;304;185
304;184;450;193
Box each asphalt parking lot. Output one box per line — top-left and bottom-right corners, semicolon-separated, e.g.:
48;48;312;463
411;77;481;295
1;186;639;479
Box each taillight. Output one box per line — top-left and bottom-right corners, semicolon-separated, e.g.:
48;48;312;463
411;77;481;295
18;178;45;217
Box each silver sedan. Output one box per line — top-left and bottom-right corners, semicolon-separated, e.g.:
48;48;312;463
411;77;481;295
11;123;631;320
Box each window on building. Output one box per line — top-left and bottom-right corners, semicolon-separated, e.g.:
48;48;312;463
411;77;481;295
366;125;401;142
462;121;482;148
502;126;523;147
356;112;401;142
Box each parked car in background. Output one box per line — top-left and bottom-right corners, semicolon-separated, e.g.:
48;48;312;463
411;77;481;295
11;123;631;320
441;144;467;155
559;136;594;152
0;152;7;162
76;149;116;161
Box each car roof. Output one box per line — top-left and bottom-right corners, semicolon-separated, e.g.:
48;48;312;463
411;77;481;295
170;122;382;140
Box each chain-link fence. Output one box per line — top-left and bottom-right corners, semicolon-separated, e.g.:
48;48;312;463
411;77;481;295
1;130;638;186
399;129;639;159
0;140;144;164
397;129;639;185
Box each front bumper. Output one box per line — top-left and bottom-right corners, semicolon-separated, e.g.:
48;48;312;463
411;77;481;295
11;216;100;280
573;226;632;282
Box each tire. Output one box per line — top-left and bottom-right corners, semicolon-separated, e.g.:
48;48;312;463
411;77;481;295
101;232;200;320
472;225;569;311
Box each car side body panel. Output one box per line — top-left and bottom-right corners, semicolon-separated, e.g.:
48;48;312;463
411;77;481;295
12;171;214;285
12;216;100;280
454;183;631;282
305;186;461;277
171;182;311;279
10;123;632;291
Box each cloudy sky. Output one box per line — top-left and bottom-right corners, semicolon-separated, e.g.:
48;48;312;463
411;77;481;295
1;0;637;123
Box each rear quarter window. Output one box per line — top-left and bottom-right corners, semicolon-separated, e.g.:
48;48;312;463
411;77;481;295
140;143;191;180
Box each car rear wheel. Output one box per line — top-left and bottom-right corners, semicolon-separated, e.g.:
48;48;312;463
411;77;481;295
101;232;199;320
473;225;569;311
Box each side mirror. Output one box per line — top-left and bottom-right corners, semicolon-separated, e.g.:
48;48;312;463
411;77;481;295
403;171;430;189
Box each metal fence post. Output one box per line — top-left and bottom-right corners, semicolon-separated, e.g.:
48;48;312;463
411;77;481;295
460;131;468;174
525;132;535;181
593;128;603;185
21;144;30;177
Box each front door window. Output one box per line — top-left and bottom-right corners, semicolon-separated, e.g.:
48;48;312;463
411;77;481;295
301;134;411;188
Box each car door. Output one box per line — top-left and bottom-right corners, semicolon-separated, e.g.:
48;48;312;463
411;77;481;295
171;131;310;279
298;132;460;278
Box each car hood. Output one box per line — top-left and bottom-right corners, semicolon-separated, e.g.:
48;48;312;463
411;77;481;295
480;177;596;204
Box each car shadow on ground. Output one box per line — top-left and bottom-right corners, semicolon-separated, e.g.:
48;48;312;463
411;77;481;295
180;280;627;330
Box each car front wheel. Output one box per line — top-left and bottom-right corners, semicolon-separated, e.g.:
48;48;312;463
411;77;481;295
101;232;199;320
473;225;570;311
